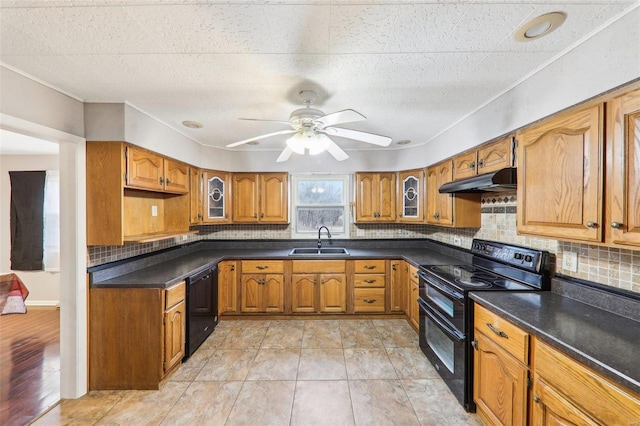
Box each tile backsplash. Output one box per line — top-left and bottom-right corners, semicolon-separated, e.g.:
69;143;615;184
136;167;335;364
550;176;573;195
87;192;640;294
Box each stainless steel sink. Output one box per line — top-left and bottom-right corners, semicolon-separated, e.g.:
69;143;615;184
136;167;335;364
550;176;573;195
288;247;350;256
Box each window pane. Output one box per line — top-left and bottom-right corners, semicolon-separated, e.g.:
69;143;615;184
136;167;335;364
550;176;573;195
296;207;344;233
296;180;343;205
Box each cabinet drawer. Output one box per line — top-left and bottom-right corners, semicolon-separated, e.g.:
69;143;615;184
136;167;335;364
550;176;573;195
242;260;284;273
474;304;529;365
165;281;185;309
354;274;386;288
535;339;640;425
354;288;385;312
354;259;386;273
292;260;345;274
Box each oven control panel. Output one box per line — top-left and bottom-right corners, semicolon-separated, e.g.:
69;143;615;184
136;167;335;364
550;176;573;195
472;240;540;271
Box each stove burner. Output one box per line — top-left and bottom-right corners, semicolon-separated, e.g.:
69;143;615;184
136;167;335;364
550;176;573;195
455;278;492;288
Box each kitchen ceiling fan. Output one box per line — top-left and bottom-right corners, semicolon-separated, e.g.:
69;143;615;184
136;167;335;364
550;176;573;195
225;90;392;162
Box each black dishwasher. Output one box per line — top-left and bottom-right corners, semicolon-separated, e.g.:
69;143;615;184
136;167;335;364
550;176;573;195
185;266;218;359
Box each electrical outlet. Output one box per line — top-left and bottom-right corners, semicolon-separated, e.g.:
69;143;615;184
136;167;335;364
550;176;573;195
453;236;462;246
151;205;158;217
356;228;365;237
563;251;578;272
182;235;188;241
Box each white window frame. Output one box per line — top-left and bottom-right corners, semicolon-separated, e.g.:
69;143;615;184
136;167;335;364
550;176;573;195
43;170;60;272
290;174;351;239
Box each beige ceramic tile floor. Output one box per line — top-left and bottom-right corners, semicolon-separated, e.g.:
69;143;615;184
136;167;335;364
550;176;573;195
34;319;482;426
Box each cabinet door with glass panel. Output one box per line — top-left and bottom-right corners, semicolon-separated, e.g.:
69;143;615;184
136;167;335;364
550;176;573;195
397;169;424;222
291;175;349;239
202;170;231;223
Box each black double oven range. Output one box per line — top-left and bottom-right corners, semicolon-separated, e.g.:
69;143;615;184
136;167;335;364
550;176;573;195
417;239;551;412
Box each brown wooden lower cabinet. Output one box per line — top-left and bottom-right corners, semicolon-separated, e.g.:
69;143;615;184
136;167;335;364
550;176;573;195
240;274;284;313
89;281;186;390
218;260;237;315
532;338;640;425
291;260;346;313
472;302;640;426
407;263;419;331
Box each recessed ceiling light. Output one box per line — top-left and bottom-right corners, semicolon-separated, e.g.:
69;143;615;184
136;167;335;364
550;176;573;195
514;12;566;42
396;139;412;145
247;141;260;146
182;120;203;129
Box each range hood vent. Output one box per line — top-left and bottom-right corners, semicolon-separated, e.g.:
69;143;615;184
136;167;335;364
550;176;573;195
439;167;517;194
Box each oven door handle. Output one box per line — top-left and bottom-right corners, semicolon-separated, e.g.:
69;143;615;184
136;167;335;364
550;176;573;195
418;298;465;341
418;270;464;300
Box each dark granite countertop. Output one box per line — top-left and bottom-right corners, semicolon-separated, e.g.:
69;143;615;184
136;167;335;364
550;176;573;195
90;245;463;288
469;291;640;396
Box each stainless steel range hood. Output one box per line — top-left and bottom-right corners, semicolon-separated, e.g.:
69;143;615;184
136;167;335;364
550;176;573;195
439;167;517;193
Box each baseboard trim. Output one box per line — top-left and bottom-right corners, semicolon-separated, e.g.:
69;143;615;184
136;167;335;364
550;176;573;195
25;300;60;307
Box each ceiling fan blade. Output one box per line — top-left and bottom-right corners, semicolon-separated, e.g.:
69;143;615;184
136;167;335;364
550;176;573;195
315;109;366;128
323;127;392;147
226;129;297;148
324;137;349;161
276;146;294;162
238;118;292;125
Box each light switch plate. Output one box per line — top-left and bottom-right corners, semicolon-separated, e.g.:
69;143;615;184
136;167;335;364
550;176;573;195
563;251;578;272
151;205;158;217
453;236;462;246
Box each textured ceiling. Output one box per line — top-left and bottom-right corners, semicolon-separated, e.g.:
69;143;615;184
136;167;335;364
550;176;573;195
0;1;636;154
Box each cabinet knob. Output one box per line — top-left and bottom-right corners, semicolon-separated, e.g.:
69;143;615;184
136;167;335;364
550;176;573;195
478;159;484;168
611;221;622;229
533;395;541;404
469;162;476;169
166;178;171;185
586;221;597;228
159;176;164;185
433;213;440;219
260;212;264;219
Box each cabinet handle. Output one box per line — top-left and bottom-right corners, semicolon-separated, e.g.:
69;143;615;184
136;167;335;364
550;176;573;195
159;176;164;185
363;299;376;304
586;221;597;228
412;273;418;279
166;178;171;185
260;213;264;219
364;279;376;284
254;213;258;218
392;264;397;271
486;322;508;338
313;279;317;284
321;279;325;284
533;395;541;404
433;213;440;219
478;159;484;168
256;265;268;270
469;161;476;169
231;265;235;271
611;221;622;229
364;265;377;270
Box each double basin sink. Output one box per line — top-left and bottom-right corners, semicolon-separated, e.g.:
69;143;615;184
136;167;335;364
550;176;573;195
288;247;350;256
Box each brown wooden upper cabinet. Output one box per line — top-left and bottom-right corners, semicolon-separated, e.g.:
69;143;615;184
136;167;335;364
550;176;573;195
453;135;515;181
189;168;202;225
397;169;424;222
517;104;604;243
86;142;191;245
232;172;288;223
126;145;189;194
425;160;481;228
607;88;640;247
355;172;396;222
203;170;232;223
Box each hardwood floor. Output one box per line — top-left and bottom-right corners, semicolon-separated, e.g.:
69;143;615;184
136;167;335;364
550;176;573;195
0;307;60;426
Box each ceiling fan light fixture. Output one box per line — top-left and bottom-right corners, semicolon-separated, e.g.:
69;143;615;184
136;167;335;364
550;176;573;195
308;134;329;155
286;134;306;154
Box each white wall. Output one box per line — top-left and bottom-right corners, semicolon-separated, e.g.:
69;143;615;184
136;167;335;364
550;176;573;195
0;154;60;305
0;66;84;138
